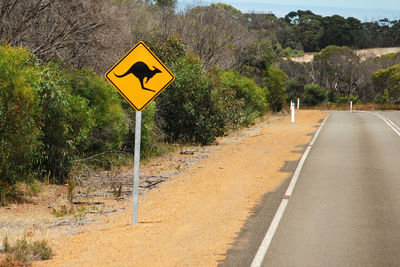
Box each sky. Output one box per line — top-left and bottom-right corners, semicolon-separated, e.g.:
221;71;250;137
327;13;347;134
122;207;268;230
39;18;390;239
178;0;400;21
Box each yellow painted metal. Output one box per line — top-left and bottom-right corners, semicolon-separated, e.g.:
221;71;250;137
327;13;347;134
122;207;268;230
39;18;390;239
105;41;175;111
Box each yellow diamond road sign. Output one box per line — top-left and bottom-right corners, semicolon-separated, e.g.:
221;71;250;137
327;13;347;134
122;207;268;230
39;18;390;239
105;41;175;111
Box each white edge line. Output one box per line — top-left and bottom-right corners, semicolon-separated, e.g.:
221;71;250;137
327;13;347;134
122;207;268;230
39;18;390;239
285;114;329;197
386;118;400;132
250;199;289;267
374;113;400;137
250;113;329;267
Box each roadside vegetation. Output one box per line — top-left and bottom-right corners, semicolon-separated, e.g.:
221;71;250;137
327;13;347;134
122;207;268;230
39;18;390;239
1;236;53;266
0;0;399;209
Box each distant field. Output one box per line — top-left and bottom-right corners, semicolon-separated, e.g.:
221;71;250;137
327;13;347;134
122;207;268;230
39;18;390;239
291;47;400;63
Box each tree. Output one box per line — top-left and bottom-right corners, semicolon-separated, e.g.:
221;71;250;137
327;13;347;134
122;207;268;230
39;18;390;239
298;14;324;52
283;10;323;52
179;4;249;69
287;75;307;100
0;0;109;68
154;0;177;11
265;67;288;112
312;46;361;97
372;65;400;104
302;84;327;106
319;15;361;48
0;45;42;204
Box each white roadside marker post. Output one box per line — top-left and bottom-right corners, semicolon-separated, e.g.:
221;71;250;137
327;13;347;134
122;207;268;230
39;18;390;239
297;98;300;110
132;111;142;225
350;101;353;112
291;102;295;123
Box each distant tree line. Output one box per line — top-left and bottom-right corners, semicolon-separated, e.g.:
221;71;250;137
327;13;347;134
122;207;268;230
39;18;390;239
277;10;400;52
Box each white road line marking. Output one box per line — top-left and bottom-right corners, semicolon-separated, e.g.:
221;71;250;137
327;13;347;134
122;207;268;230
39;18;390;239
250;199;289;267
250;114;329;267
286;115;329;198
386;118;400;132
374;113;400;137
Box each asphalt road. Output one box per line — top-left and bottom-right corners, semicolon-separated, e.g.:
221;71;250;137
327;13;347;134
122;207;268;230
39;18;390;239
222;111;400;267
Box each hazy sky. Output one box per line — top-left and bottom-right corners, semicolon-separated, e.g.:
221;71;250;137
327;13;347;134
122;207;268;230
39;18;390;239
179;0;400;21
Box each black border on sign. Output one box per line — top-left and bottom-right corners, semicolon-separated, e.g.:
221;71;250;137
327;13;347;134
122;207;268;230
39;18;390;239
104;41;175;111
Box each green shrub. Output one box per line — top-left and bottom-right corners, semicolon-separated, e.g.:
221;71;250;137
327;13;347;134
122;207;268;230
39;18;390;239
0;45;42;204
281;47;305;58
372;65;400;104
208;69;245;130
150;35;186;65
374;89;391;104
37;65;94;183
62;67;128;153
0;45;129;192
157;52;268;144
123;101;163;160
31;240;53;260
156;54;227;145
265;67;288;112
12;238;31;263
52;205;69;217
2;237;53;263
302;84;327;106
220;71;267;125
287;75;307;100
337;94;359;104
327;89;339;103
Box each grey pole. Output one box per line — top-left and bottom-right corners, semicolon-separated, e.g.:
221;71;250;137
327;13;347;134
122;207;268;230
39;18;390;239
132;110;142;226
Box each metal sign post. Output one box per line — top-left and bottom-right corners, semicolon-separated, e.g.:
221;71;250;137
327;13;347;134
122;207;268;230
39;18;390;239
105;41;174;226
132;111;142;225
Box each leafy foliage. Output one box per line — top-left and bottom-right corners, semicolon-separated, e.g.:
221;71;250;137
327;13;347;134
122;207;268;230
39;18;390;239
0;45;42;204
36;65;94;183
1;237;53;264
123;101;162;160
283;10;400;52
156;54;224;145
265;67;288;112
156;51;267;145
63;67;127;154
302;84;328;106
372;65;400;104
0;45;129;204
287;75;307;100
220;71;267;125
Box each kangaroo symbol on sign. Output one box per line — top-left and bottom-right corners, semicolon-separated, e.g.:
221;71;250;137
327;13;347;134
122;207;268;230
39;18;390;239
114;61;162;92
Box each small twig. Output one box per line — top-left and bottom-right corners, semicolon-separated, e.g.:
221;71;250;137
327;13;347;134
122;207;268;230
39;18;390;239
71;151;111;163
142;179;165;189
48;218;72;228
88;208;125;214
